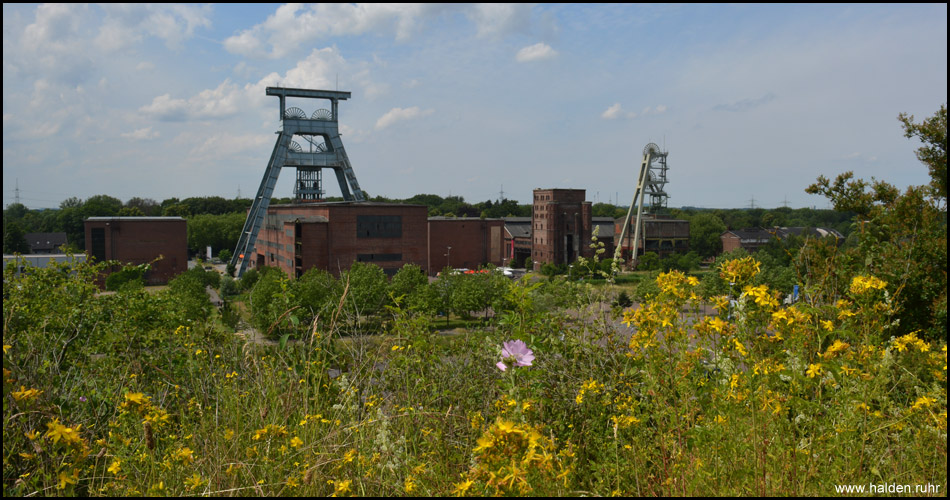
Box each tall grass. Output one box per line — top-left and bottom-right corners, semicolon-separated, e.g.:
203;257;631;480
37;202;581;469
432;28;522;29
3;257;946;496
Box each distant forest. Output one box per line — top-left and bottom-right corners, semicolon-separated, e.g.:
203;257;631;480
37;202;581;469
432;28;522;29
2;193;852;258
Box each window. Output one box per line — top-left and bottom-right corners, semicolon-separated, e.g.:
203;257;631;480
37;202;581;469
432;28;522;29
357;253;402;262
357;215;402;238
91;228;106;261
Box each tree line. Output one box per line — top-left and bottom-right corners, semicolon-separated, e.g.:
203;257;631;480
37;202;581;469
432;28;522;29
4;191;852;261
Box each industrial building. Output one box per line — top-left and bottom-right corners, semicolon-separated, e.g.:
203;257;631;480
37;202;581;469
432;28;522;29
503;217;533;267
531;188;594;270
428;217;505;272
250;202;428;277
84;217;187;285
249;203;511;277
614;215;690;260
721;227;843;253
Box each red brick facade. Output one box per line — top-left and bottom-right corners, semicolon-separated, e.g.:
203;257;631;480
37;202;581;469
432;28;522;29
531;189;593;270
428;218;505;273
84;217;188;285
252;203;429;277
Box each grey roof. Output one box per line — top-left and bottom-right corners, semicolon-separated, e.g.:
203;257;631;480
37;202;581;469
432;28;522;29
723;227;843;241
24;232;67;252
85;216;185;221
504;219;532;239
592;218;616;238
428;216;503;221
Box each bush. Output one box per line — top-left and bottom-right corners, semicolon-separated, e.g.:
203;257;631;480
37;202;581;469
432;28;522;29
219;275;240;298
104;264;146;291
612;290;633;308
240;267;260;290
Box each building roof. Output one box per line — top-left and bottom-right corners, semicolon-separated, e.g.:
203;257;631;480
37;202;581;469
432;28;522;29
722;227;843;241
592;217;616;238
23;232;67;252
428;216;503;221
270;201;427;208
85;216;185;221
503;218;532;239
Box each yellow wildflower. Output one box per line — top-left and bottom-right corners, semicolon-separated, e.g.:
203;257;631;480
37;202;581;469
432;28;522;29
453;479;475;496
911;396;935;411
173;447;195;463
108;460;121;475
45;419;82;446
806;363;822;379
332;479;352;496
12;386;43;402
185;473;205;491
57;469;79;490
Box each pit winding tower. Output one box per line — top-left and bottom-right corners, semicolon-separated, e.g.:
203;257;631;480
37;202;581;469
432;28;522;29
231;87;365;277
614;143;670;267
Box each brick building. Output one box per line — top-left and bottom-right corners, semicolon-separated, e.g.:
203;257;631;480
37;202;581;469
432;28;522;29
84;217;187;285
721;227;843;254
502;217;532;267
531;189;593;270
250;202;429;278
614;215;690;259
428;217;505;273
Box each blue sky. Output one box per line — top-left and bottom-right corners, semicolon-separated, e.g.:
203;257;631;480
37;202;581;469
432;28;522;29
3;3;947;210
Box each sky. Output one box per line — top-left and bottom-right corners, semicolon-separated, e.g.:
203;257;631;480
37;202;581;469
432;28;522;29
3;3;947;210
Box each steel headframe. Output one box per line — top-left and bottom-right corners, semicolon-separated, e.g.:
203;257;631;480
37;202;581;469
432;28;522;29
230;87;366;277
614;143;670;268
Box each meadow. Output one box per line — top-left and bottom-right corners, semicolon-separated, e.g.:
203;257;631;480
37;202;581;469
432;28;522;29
2;247;946;497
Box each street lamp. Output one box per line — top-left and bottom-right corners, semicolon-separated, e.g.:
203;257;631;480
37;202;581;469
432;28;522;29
445;246;451;268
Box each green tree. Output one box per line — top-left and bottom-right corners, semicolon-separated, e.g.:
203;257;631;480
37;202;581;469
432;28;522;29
688;213;728;259
806;105;947;341
186;213;245;255
341;262;388;324
125;197;160;216
899;104;946;201
163;203;191;217
389;263;428;306
637;251;660;271
3;221;30;254
118;206;145;217
81;195;123;218
293;268;340;328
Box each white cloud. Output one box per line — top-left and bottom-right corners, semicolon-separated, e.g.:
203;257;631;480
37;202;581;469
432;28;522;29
140;94;190;121
375;107;434;130
601;103;633;120
121;127;160;140
224;4;437;59
139;47;352;122
466;4;533;38
601;103;667;120
223;4;542;59
140;80;244;121
516;42;558;62
96;4;211;51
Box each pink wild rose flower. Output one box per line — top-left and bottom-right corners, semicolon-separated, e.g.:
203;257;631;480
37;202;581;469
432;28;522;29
496;340;535;371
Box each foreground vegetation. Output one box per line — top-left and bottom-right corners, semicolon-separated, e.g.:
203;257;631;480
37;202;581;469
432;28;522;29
3;250;946;496
3;105;945;496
